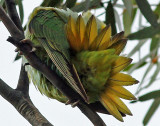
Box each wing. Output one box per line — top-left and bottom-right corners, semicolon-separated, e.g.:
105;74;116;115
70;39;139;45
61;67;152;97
29;9;88;102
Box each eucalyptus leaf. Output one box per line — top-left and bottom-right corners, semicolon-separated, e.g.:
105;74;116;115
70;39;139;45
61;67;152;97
14;53;21;61
123;9;132;36
114;9;122;31
128;25;160;40
143;98;160;125
135;0;158;28
105;1;117;35
0;0;4;5
17;0;24;23
128;39;146;57
128;50;155;74
123;61;147;72
136;63;154;94
122;0;133;16
138;90;160;102
143;63;160;89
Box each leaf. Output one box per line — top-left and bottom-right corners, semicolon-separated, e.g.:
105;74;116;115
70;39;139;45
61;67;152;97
0;0;5;5
128;39;147;57
138;90;160;102
114;9;122;31
128;51;153;73
143;63;160;89
128;25;160;40
150;37;160;57
66;0;77;8
135;0;158;28
143;98;160;125
17;0;24;23
71;0;101;12
123;9;132;36
154;3;160;18
122;0;133;16
123;61;147;72
14;53;21;61
41;0;63;7
105;1;117;35
136;63;154;94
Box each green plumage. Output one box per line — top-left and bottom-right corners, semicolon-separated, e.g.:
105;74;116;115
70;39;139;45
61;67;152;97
24;7;117;103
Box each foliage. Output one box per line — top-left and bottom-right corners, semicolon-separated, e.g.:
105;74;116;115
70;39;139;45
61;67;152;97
1;0;160;125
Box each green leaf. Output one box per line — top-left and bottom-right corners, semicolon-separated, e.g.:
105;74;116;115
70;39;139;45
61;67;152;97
143;98;160;125
154;3;160;18
135;0;158;28
128;40;146;57
136;63;154;94
41;0;63;7
105;1;117;35
150;37;160;57
14;53;21;61
123;61;147;72
17;0;24;23
71;0;101;12
138;90;160;102
128;25;160;40
114;9;122;31
128;50;154;73
66;0;77;8
143;63;160;89
122;0;133;16
150;37;159;52
0;0;5;5
123;9;132;35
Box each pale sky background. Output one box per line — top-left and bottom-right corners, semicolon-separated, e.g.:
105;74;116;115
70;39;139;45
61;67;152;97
0;0;160;126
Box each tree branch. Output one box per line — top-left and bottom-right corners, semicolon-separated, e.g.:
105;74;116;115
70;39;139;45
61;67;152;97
5;0;24;32
0;78;53;126
0;6;23;39
16;64;29;96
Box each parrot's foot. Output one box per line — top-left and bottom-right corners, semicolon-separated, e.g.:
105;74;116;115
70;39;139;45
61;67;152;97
14;39;37;55
20;39;37;53
65;99;80;108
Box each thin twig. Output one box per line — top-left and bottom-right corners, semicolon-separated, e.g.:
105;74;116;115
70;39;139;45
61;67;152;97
5;0;24;32
0;6;23;39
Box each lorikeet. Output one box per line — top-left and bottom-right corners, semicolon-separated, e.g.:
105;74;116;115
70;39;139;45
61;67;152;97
24;7;138;121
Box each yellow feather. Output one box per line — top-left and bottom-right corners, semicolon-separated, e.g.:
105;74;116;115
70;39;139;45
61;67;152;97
109;86;136;100
68;16;77;38
111;56;132;75
76;15;86;43
100;94;124;122
108;39;127;55
108;73;139;86
106;91;132;115
86;15;97;46
98;25;112;50
109;31;124;47
66;25;79;51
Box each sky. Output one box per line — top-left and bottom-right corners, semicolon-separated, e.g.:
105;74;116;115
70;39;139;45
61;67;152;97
0;0;160;126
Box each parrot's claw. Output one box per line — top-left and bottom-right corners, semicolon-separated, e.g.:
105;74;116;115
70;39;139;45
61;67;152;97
31;47;37;52
20;39;37;53
65;99;80;108
15;48;19;52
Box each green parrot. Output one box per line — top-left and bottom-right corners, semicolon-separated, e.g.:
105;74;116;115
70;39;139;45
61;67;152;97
24;7;138;121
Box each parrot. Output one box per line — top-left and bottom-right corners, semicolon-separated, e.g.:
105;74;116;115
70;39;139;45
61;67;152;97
23;7;139;122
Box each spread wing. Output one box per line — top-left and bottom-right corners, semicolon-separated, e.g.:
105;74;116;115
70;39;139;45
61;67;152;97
29;9;88;102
